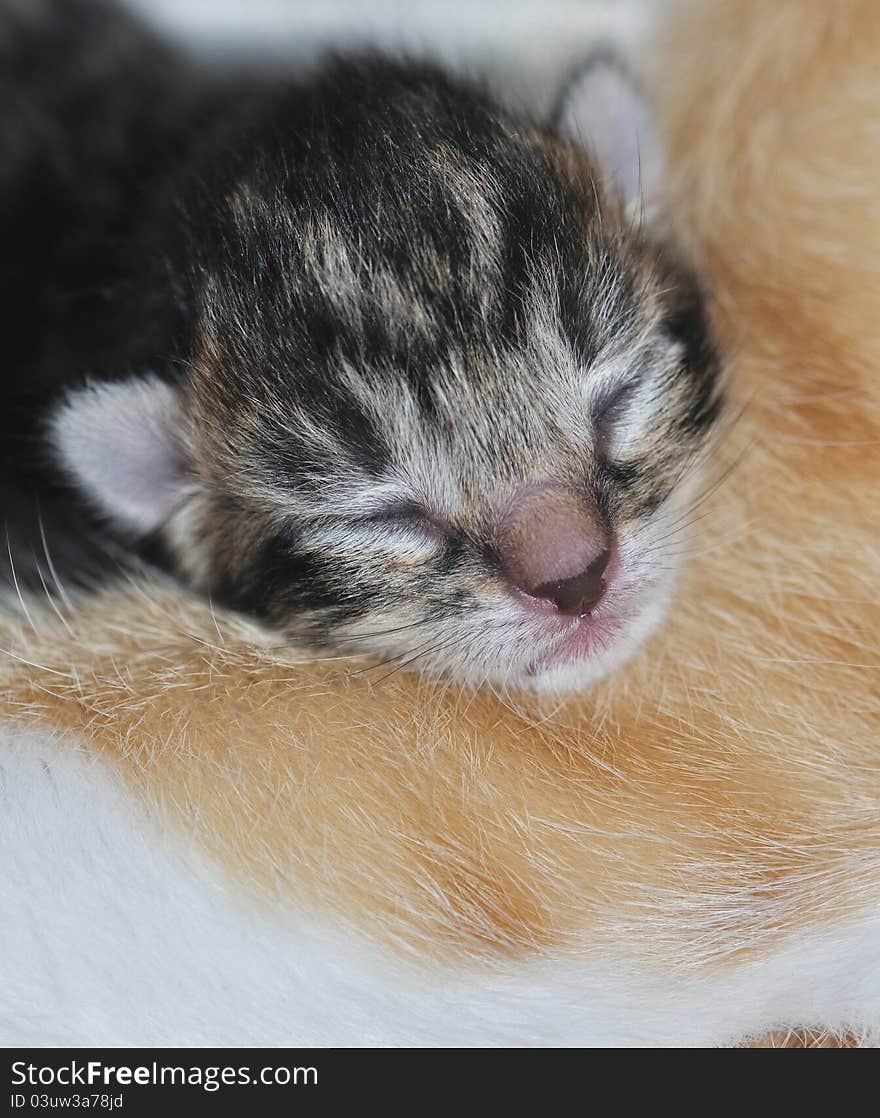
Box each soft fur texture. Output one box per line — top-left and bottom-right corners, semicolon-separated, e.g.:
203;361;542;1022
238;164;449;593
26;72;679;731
2;728;876;1047
3;0;721;693
1;0;879;1046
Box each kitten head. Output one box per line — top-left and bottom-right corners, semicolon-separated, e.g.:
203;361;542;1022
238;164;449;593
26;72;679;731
52;55;721;693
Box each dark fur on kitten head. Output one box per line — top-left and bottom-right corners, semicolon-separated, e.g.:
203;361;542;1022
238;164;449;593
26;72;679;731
6;2;721;691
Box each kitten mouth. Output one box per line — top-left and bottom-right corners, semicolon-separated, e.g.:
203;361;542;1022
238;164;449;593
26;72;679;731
524;609;626;677
519;560;666;683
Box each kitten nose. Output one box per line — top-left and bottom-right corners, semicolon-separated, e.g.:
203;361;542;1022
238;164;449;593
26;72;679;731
497;485;611;616
529;549;611;615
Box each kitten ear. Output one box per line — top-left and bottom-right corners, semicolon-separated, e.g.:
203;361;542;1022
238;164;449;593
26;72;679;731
50;375;190;535
555;52;662;210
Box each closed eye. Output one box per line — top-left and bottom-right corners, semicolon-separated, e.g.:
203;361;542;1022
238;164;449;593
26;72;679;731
593;379;637;429
360;501;454;541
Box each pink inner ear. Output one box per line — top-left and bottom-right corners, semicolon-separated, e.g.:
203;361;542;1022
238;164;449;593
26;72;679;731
51;376;188;535
559;60;662;209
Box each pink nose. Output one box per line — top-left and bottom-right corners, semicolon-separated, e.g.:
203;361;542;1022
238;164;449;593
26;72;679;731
497;485;611;616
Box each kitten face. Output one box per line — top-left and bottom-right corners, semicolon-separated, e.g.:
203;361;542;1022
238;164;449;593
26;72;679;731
55;58;722;692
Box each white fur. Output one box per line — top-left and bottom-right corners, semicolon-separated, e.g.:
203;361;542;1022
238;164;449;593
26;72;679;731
2;723;877;1047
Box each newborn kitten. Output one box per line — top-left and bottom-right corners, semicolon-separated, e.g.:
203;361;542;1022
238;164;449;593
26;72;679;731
3;0;722;692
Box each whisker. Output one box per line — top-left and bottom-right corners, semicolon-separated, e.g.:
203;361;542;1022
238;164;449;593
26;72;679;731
368;631;472;686
635;499;733;559
34;559;75;637
38;512;74;612
626;388;756;552
329;612;444;645
634;437;755;556
206;594;225;646
347;631;442;678
5;528;36;630
0;644;72;678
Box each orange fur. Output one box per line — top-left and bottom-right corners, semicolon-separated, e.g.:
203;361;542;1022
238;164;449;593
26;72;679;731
1;0;878;1042
746;1029;865;1049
